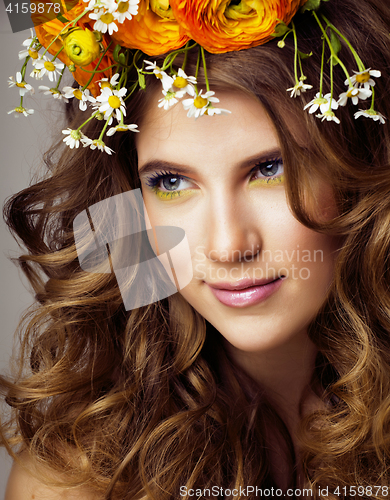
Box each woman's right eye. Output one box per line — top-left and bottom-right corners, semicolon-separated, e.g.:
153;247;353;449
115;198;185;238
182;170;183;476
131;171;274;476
145;171;197;200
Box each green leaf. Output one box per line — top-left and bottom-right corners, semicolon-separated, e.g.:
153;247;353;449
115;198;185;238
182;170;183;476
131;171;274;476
113;44;122;62
138;72;146;89
330;30;341;56
300;0;321;13
271;21;290;38
300;0;330;13
56;13;69;23
298;50;313;59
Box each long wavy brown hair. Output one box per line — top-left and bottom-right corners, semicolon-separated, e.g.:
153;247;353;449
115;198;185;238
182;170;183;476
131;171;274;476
2;0;390;497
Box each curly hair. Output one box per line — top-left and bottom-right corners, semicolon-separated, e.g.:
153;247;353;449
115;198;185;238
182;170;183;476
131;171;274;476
2;0;390;498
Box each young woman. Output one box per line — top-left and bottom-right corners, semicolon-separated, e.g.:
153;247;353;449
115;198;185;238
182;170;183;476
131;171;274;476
3;0;390;498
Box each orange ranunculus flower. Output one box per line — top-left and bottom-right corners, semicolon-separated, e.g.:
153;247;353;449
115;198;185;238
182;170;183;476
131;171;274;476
169;0;308;54
112;0;190;56
34;0;113;96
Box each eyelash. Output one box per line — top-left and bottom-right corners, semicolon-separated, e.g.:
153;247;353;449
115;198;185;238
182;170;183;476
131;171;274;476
144;158;284;198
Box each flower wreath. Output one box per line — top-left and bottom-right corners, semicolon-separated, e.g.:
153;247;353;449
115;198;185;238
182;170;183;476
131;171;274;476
8;0;385;154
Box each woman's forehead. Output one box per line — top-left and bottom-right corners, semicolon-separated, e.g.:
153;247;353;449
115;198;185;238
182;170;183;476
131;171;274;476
136;90;280;171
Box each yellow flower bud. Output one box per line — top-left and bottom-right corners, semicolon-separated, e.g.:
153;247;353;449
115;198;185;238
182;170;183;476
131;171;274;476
63;28;100;67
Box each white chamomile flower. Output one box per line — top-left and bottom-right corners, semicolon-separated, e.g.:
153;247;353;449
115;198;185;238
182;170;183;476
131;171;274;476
18;29;38;59
345;68;381;90
304;92;338;114
95;86;127;121
62;128;86;149
354;109;386;124
106;123;139;136
8;106;34;117
8;72;34;96
116;0;139;23
81;137;114;154
98;73;120;90
158;90;185;110
316;110;340;124
143;60;174;92
39;86;68;101
87;0;117;11
205;106;231;116
63;86;93;111
171;68;196;96
30;68;44;80
286;80;313;98
337;86;371;106
89;9;120;35
182;90;220;119
33;56;65;82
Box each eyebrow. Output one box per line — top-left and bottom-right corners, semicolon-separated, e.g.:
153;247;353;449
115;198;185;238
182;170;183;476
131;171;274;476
138;148;282;178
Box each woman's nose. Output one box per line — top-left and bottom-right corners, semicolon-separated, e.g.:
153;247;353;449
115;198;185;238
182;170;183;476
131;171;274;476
204;195;262;263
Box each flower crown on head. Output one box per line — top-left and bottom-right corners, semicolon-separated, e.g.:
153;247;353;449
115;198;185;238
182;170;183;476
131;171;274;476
8;0;385;155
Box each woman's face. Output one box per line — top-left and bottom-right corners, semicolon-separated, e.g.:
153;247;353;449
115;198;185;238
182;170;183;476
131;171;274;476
136;91;339;355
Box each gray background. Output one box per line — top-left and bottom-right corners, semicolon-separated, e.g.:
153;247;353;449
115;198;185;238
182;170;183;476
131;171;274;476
0;6;68;496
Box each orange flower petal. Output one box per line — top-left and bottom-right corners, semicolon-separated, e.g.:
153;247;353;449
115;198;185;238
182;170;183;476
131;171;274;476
112;0;189;56
169;0;308;54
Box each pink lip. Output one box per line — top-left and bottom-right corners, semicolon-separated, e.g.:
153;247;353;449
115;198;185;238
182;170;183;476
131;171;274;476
207;277;284;308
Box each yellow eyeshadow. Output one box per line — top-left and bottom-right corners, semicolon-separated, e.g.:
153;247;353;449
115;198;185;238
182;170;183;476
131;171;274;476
249;175;285;188
153;188;196;200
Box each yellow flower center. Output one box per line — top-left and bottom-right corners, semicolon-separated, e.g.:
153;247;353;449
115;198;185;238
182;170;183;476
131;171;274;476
29;49;39;59
116;126;128;132
16;82;26;88
72;46;82;55
356;72;370;83
73;89;83;100
117;1;129;13
174;76;187;89
108;95;121;109
101;81;111;89
44;61;56;72
101;12;114;24
194;96;208;109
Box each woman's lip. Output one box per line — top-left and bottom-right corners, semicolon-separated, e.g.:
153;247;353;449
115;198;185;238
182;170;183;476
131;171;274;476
206;278;283;308
207;277;278;291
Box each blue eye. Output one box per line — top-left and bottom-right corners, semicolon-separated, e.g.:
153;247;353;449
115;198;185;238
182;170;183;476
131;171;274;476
251;158;284;179
249;158;284;186
145;170;192;192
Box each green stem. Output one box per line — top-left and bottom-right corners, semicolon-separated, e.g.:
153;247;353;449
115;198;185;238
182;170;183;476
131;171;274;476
80;64;117;73
200;46;210;93
81;41;113;91
328;58;334;112
55;65;67;90
369;86;375;111
98;118;110;140
313;11;352;87
321;14;365;72
76;110;100;132
194;46;201;94
291;22;299;85
51;46;64;60
319;37;325;96
20;56;30;80
161;42;198;71
181;41;191;72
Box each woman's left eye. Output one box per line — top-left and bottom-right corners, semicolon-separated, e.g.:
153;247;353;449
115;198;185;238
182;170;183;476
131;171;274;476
250;158;284;183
